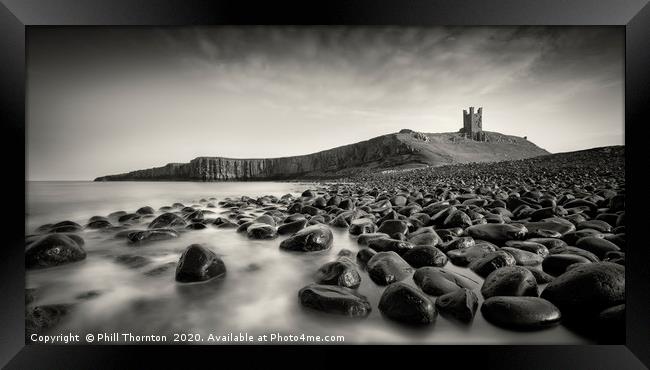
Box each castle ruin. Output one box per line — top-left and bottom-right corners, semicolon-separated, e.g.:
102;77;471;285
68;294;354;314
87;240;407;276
460;106;486;141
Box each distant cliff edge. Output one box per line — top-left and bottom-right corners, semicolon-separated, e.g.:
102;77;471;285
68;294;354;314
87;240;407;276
94;130;550;181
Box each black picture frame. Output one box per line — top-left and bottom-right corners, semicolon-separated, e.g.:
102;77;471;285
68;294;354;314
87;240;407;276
1;0;648;368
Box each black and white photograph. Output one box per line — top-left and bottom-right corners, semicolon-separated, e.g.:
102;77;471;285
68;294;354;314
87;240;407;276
25;26;625;345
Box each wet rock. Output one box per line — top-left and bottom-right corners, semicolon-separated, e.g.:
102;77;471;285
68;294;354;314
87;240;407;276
377;220;408;236
255;214;277;227
25;234;86;269
480;266;538;298
367;237;414;255
175;244;226;283
577;219;613;233
501;247;544;266
315;257;361;288
548;245;600;263
447;243;498;267
540;262;625;318
348;218;377;236
118;213;141;224
136;206;155;215
279;224;333;252
356;248;377;267
413;267;478;295
246;223;278;239
406;227;442;247
148;213;187;229
298;284;371;317
403;245;448;268
469;251;516;278
186;222;208;230
278;219;307;235
522;267;554;284
438;236;475;253
26;304;72;338
542;254;591;276
465;223;527;244
443;210;473;229
575;236;620;259
108;211;127;220
524;220;575;236
366;251;414;285
504;240;549;257
378;282;436;325
127;228;179;244
357;232;390;245
481;297;562;330
435;288;479;323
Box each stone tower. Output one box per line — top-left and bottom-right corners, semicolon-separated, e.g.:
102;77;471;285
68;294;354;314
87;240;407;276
461;106;486;141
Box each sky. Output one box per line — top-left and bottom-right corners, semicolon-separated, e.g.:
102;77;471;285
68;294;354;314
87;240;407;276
27;26;624;181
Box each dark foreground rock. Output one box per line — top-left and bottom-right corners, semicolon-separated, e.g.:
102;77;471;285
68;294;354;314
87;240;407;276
540;262;625;319
366;251;414;285
279;224;333;252
435;288;479;323
378;282;437;325
314;257;361;289
127;228;179;244
298;284;371;317
481;296;562;330
480;266;538;299
413;267;478;296
175;244;226;283
25;234;86;269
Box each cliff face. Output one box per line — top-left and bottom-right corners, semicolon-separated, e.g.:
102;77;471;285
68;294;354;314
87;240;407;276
94;131;550;181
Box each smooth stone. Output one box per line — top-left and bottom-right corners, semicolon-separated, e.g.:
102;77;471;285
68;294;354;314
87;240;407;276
367;237;414;255
526;238;568;250
481;296;562;330
246;223;278;239
501;247;544;266
438;236;475;253
465;223;527;244
348;218;378;236
314;257;361;289
413;266;478;296
406;227;442;247
25;234;87;269
443;210;473;229
279;224;333;252
366;251;414;285
480;266;538;298
136;206;155;215
378;282;437;325
577;219;613;233
377;220;408;236
175;244;226;283
127;228;179;244
504;240;549;257
435;288;479;323
356;248;377;267
298;284;371;317
542;254;591;276
575;236;620;259
357;232;390;245
255;214;277;226
469;251;516;278
548;245;600;263
118;213;141;223
447;243;498;267
540;262;625;317
524;220;575;236
278;219;307;235
525;267;555;284
402;245;448;268
148;213;187;229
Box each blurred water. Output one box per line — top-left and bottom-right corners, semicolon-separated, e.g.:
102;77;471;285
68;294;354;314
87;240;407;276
26;181;591;344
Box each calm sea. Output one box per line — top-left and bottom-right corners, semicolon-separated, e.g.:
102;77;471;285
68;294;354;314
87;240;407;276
25;181;591;344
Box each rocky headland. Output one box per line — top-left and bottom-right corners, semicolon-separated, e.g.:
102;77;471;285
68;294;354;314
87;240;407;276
94;130;549;181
